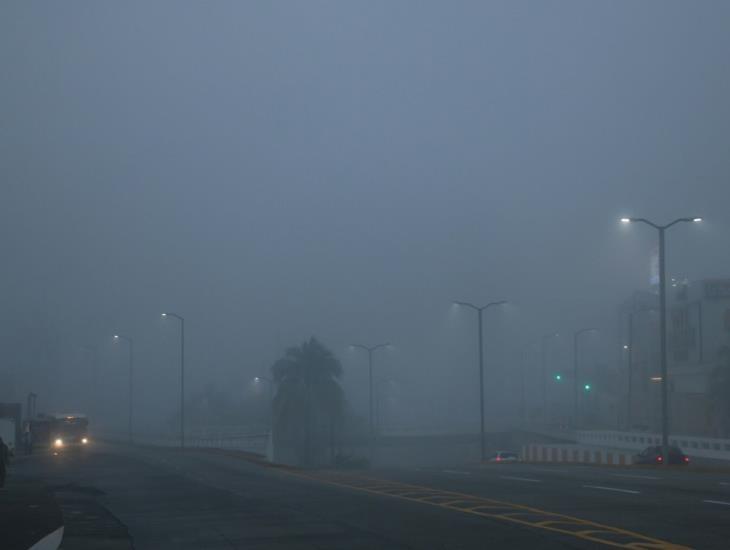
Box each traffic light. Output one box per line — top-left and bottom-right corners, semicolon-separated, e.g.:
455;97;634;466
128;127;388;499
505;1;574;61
554;374;562;381
583;383;592;392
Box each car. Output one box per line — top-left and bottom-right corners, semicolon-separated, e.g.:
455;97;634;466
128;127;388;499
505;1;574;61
487;451;520;463
634;445;689;465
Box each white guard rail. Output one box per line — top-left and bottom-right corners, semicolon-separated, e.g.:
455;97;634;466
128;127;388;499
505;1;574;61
576;430;730;460
523;444;634;466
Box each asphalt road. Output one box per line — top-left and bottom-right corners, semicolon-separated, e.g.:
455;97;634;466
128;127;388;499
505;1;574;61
8;443;730;549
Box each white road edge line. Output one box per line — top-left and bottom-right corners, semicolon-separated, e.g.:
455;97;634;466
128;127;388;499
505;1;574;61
583;485;640;495
442;469;471;475
611;474;661;480
29;526;64;550
703;499;730;506
500;476;542;483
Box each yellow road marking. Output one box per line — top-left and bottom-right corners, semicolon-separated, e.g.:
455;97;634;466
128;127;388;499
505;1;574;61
282;469;691;550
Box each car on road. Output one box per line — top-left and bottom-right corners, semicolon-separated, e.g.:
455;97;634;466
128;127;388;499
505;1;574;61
634;445;689;465
487;451;520;463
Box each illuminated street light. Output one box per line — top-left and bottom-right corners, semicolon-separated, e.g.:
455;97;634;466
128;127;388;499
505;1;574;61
620;216;702;465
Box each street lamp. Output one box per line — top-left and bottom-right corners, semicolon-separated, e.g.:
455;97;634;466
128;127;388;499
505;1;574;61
573;328;597;428
375;378;397;434
620;216;702;464
624;307;657;430
113;334;134;443
350;343;390;439
162;313;185;449
541;333;560;422
453;300;507;461
253;376;274;431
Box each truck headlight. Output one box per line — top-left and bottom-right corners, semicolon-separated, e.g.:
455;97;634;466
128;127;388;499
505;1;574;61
81;438;88;444
54;438;63;447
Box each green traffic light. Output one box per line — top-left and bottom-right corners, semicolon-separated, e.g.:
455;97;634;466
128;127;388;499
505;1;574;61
584;383;591;391
554;374;562;381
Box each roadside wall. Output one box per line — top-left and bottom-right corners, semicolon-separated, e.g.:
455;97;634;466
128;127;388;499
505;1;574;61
577;430;730;460
523;443;635;466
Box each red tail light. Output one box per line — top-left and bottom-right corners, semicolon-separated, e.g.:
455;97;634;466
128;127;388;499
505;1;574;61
683;456;689;464
656;456;663;463
496;456;501;462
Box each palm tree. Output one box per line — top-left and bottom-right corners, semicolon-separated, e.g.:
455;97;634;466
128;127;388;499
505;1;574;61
271;337;345;466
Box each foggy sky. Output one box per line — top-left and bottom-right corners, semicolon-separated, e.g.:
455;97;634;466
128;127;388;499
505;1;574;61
2;1;729;431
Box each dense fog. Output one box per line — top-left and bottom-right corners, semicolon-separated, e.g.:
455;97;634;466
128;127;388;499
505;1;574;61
2;1;729;439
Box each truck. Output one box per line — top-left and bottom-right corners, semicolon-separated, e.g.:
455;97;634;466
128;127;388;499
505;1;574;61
31;413;90;453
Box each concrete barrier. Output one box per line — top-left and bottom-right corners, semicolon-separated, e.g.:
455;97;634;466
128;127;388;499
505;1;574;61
101;430;270;457
576;430;730;461
523;443;634;465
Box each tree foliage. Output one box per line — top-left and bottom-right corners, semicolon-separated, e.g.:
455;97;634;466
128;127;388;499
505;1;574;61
271;337;345;466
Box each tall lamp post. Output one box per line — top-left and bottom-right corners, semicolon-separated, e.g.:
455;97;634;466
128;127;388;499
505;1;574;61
350;343;390;439
573;328;597;428
113;334;134;443
541;333;559;422
624;308;657;430
454;300;507;461
253;376;274;431
375;378;397;434
620;216;702;464
162;313;185;449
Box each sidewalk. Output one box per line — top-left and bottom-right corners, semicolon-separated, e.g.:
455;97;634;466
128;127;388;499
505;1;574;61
0;477;63;550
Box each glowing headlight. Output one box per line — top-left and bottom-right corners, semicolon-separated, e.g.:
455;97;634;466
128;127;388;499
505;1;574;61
81;438;88;444
54;438;63;447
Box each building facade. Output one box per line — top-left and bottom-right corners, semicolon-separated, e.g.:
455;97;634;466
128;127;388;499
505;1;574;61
619;290;661;432
668;279;730;436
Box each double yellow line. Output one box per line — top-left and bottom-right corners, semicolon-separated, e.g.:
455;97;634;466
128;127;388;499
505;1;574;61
285;469;690;549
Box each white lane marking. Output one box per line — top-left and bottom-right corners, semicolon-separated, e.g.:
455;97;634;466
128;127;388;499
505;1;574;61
583;485;640;495
500;475;542;483
527;466;593;473
703;499;730;506
611;474;661;480
442;469;471;475
719;482;730;486
29;526;64;550
702;500;730;506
